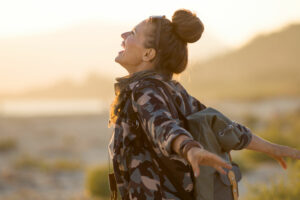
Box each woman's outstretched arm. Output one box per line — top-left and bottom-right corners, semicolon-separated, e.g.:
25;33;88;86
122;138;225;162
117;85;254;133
172;130;300;176
244;134;300;169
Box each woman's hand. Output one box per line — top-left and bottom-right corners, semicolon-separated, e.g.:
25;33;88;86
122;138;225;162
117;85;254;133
266;145;300;169
171;135;232;177
186;147;232;177
246;134;300;170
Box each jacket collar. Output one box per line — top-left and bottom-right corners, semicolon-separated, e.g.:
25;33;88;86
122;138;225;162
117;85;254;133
114;69;172;96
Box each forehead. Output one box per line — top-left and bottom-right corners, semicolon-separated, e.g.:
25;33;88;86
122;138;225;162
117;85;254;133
134;19;154;35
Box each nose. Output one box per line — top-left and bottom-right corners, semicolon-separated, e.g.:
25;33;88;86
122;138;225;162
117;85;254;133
121;31;130;39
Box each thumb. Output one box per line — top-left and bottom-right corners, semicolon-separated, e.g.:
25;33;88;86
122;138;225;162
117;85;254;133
192;162;200;178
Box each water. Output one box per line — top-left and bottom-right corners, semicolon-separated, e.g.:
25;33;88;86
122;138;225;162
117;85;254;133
0;99;109;117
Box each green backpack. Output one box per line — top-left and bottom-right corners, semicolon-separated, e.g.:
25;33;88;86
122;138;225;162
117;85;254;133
138;78;252;200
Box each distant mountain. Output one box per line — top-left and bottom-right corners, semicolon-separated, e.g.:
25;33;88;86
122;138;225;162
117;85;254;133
0;72;114;101
179;23;300;101
2;22;299;102
188;29;231;62
0;20;228;95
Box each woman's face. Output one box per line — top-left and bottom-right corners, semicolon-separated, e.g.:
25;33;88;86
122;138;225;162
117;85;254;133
115;19;156;72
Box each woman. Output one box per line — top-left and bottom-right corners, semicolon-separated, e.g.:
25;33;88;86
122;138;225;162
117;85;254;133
108;9;300;199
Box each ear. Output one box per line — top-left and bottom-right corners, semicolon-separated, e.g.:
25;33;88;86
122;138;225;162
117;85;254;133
142;48;156;62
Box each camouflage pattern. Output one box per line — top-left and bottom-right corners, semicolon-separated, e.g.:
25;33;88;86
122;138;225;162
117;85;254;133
108;71;251;200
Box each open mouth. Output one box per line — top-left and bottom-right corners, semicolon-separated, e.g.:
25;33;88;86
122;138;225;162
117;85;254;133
118;41;125;54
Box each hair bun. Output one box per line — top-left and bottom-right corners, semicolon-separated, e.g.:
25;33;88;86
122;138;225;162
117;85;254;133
171;9;204;43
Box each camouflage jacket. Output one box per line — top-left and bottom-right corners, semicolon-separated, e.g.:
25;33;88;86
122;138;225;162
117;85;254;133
108;71;252;200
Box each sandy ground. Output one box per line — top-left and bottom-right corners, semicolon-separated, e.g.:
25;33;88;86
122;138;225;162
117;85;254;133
0;113;112;200
0;111;290;200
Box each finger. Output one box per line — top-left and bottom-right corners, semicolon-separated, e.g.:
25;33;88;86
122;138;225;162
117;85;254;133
215;165;226;175
223;162;233;170
191;161;200;178
210;153;232;169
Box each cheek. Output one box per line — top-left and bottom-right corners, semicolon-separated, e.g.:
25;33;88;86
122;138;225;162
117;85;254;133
125;39;143;61
126;38;140;51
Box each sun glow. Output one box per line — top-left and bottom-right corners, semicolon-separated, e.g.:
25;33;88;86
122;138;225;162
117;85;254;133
1;0;300;46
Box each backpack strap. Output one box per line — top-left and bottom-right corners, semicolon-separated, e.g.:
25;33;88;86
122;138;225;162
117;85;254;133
141;78;190;127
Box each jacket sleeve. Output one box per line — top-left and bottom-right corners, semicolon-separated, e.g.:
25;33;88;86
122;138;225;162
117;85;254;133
188;93;207;113
232;121;253;150
131;82;194;158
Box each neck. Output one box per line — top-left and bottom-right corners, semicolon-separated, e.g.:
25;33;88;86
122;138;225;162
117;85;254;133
127;62;155;75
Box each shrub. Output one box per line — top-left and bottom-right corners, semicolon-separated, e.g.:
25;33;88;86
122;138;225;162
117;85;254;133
51;159;82;171
244;160;300;200
85;164;111;198
14;154;48;170
14;154;82;172
0;138;17;152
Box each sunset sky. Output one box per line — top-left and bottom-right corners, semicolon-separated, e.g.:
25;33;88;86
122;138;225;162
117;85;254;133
0;0;300;93
1;0;300;46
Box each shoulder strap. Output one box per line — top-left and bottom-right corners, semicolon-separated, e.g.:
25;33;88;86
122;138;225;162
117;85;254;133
141;78;189;127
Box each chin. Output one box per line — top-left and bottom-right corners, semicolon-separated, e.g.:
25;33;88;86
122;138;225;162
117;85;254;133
115;57;126;68
115;55;121;64
114;57;119;63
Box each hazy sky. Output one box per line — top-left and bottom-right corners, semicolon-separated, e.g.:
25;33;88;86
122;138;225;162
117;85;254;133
0;0;300;46
1;0;300;47
0;0;300;93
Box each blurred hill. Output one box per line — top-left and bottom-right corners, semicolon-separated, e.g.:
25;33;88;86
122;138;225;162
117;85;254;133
0;20;228;95
180;23;300;101
0;23;299;102
0;72;113;101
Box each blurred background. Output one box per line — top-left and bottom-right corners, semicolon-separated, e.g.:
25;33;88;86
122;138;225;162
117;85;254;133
0;0;300;199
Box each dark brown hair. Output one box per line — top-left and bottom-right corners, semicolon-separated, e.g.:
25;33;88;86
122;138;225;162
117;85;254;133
144;9;204;79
